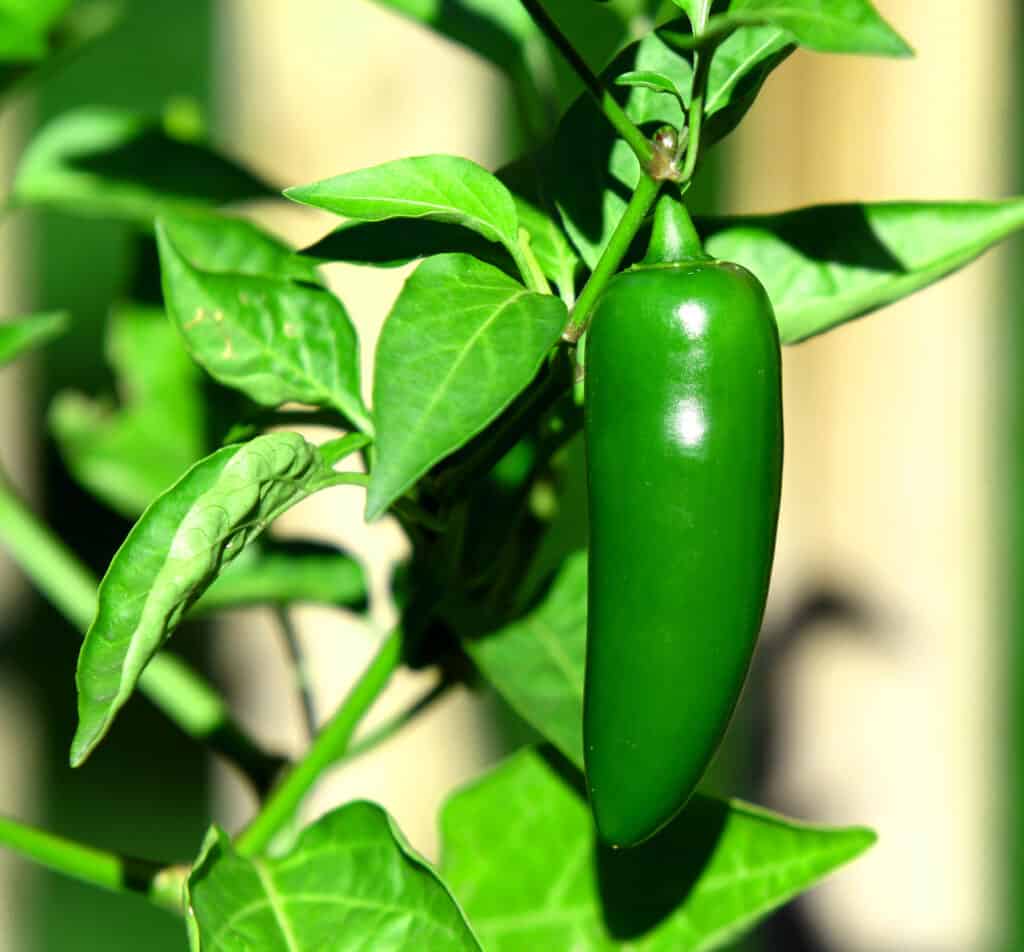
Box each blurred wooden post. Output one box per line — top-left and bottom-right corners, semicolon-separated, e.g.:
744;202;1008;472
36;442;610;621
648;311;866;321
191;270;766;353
728;3;1010;947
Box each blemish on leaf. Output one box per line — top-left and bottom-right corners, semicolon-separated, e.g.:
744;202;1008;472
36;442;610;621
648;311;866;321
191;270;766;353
213;309;224;323
221;338;234;360
184;307;206;329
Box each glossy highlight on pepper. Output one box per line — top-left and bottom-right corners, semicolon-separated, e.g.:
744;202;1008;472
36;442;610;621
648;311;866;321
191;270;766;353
583;212;783;848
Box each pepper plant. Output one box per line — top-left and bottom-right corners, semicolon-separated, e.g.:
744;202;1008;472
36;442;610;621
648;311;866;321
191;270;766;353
0;0;1017;948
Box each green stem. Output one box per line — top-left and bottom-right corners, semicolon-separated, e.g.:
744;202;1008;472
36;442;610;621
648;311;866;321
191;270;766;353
0;813;184;913
340;678;451;764
511;228;551;295
564;174;662;342
274;607;318;740
679;33;712;185
235;628;404;857
0;469;284;792
518;0;651;165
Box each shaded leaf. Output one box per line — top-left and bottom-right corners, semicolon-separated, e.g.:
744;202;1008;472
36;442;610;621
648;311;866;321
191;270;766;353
12;106;273;224
71;432;345;766
158;210;321;284
698;199;1024;343
441;749;876;952
285;155;520;253
373;0;535;73
366;254;565;520
156;218;372;433
49;305;203;517
0;310;67;367
301;219;516;275
187;802;480;951
464;551;586;766
0;0;72;36
707;0;912;57
191;539;368;616
702;25;795;144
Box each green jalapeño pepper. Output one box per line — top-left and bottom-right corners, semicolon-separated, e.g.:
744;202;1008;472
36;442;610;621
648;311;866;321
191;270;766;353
583;196;783;848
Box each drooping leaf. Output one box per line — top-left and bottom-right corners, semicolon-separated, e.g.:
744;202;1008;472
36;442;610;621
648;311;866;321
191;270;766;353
614;68;686;103
0;310;67;367
441;749;877;952
71;432;347;766
464;551;586;766
11;106;273;224
191;539;368;616
366;253;566;520
157;210;321;284
156;218;372;433
698;199;1024;343
49;305;204;517
187;802;480;951
703;0;912;58
285;155;521;256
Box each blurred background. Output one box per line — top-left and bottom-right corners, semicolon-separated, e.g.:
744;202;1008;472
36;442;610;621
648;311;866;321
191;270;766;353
0;1;1016;949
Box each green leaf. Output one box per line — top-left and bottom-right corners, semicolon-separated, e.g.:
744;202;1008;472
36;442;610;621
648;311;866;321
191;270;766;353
71;432;345;766
0;10;47;59
0;1;122;102
441;749;877;952
704;0;912;57
187;802;480;951
156;218;372;433
702;25;795;145
373;0;535;73
285;155;520;254
0;0;72;36
49;305;204;517
366;254;566;520
12;106;273;224
191;540;368;616
614;68;686;103
464;551;586;766
157;210;321;284
698;199;1024;343
0;310;67;366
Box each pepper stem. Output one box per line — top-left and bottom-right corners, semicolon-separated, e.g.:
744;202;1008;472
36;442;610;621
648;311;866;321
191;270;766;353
642;193;705;265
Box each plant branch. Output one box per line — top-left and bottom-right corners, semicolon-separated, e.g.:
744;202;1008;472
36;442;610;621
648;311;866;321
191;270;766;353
679;43;712;185
235;627;404;857
274;607;318;740
563;173;662;342
340;677;452;765
518;0;651;165
0;813;185;913
0;468;284;793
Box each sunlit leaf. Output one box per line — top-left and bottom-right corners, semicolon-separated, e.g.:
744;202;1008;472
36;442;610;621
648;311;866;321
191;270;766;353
442;749;876;951
366;254;565;520
699;199;1024;342
157;218;372;433
187;802;480;951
